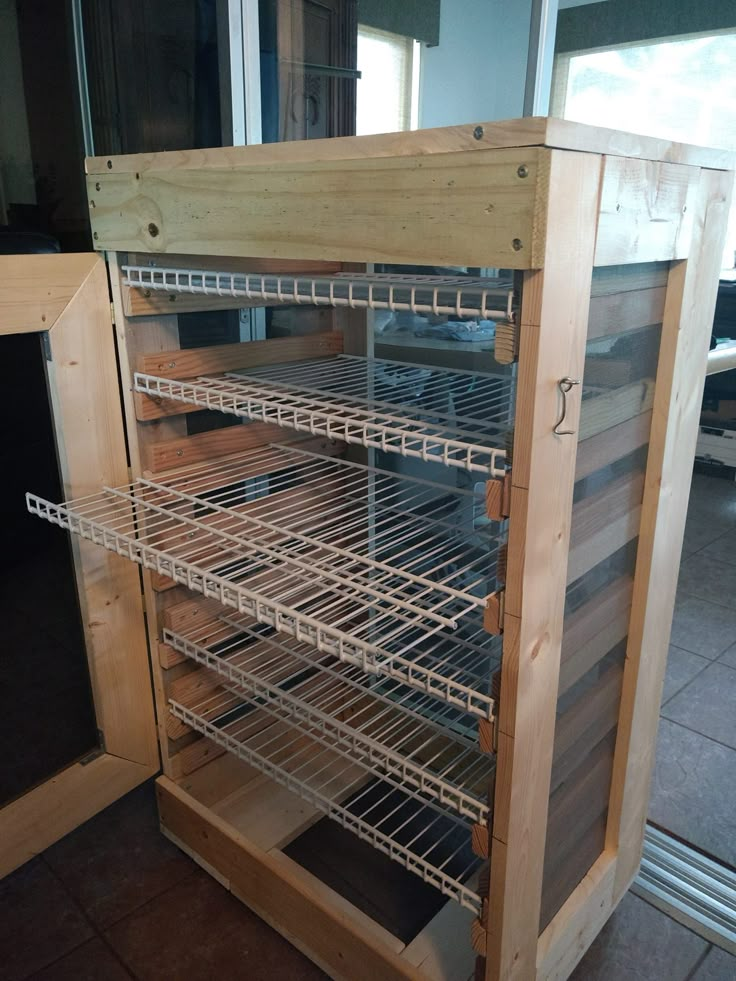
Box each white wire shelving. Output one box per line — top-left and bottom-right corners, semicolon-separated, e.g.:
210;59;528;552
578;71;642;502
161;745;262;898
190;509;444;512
169;688;482;912
135;355;513;477
26;446;502;716
165;608;493;823
123;265;515;323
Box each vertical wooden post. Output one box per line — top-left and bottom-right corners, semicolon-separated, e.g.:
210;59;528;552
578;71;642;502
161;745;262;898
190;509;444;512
605;167;734;898
486;149;603;981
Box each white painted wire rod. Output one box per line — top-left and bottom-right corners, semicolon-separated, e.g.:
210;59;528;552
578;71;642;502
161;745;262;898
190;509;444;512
165;624;492;822
26;493;498;716
132;444;500;609
169;695;481;911
123;265;515;322
134;372;508;477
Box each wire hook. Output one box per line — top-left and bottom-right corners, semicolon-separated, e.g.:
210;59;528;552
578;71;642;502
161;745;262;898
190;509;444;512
554;377;581;435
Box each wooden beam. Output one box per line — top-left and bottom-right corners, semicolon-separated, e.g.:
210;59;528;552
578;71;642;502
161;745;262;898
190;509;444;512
578;378;655;443
606;167;735;898
575;411;653;483
87;147;548;269
136;331;343;379
135;332;344;421
0;755;155;878
594;156;700;266
47;257;158;767
486;149;602;981
586;286;666;342
0;253;99;334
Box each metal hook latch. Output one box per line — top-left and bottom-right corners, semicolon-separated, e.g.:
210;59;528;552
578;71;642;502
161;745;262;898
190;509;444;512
554;377;581;435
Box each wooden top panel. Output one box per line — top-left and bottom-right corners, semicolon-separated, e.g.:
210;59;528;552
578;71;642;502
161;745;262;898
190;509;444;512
86;116;734;176
87;146;548;269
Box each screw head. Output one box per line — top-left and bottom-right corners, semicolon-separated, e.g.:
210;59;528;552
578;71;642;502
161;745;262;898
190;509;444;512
176;450;184;457
95;182;101;191
512;238;523;252
148;222;160;237
473;125;484;140
517;165;529;178
93;232;98;240
106;160;112;169
167;361;176;368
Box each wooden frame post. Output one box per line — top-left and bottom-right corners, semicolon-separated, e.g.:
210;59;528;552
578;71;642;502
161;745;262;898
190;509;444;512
486;149;603;981
0;254;159;876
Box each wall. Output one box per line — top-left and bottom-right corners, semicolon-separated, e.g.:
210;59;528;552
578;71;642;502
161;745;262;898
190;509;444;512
0;0;35;211
418;0;533;127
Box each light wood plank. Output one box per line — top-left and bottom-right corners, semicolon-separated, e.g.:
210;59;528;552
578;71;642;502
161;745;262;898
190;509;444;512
136;331;342;380
536;852;617;981
487;149;602;981
586;286;665;341
606;167;735;898
86;117;734;176
1;755;154;877
157;778;422;981
88;148;548;269
595;156;699;265
0;252;99;334
47;258;158;767
575;411;653;482
578;379;655;443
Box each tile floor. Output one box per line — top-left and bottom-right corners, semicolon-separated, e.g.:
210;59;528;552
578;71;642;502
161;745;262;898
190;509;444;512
3;473;736;981
651;471;736;869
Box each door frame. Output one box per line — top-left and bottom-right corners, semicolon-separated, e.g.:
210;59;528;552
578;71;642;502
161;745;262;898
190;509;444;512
0;253;159;877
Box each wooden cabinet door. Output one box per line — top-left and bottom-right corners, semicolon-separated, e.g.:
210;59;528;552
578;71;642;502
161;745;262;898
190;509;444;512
0;254;158;877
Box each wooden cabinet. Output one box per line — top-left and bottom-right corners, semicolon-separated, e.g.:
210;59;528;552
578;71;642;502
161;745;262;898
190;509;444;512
4;119;734;980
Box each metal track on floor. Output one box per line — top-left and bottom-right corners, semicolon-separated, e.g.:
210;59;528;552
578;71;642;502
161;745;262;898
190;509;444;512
633;825;736;955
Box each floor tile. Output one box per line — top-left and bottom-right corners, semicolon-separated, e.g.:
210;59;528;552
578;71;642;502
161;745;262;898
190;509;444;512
678;552;736;610
700;526;736;568
690;944;736;980
44;782;194;930
25;938;133;981
0;858;94;981
649;720;736;867
661;646;710;706
570;891;706;981
681;511;727;557
662;662;736;749
669;594;736;659
104;868;327;981
717;641;736;670
687;474;736;524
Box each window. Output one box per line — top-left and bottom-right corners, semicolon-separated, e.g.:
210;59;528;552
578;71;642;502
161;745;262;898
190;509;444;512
552;31;736;268
356;26;419;136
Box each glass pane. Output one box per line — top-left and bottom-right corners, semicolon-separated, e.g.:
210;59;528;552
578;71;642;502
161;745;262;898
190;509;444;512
0;334;97;805
540;266;667;928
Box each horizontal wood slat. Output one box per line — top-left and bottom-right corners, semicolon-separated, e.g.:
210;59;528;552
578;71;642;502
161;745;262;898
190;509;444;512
567;472;645;585
586;287;665;342
135;332;343;420
145;429;340;474
137;331;343;379
575;411;652;483
579;379;655;443
589;262;670;298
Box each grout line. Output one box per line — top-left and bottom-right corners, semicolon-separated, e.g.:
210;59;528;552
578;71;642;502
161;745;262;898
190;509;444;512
660;652;713;709
658;717;736;756
682;944;713;981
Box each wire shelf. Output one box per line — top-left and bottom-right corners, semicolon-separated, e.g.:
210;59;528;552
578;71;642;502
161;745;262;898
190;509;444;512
123;265;515;322
134;355;513;477
165;608;493;823
169;691;482;911
132;442;502;620
27;483;501;717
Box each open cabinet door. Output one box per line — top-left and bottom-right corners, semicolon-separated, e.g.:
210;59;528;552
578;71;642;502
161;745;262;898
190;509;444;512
0;253;159;877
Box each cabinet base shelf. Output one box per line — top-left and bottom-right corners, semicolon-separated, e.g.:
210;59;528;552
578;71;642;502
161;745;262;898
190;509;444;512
157;773;476;981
